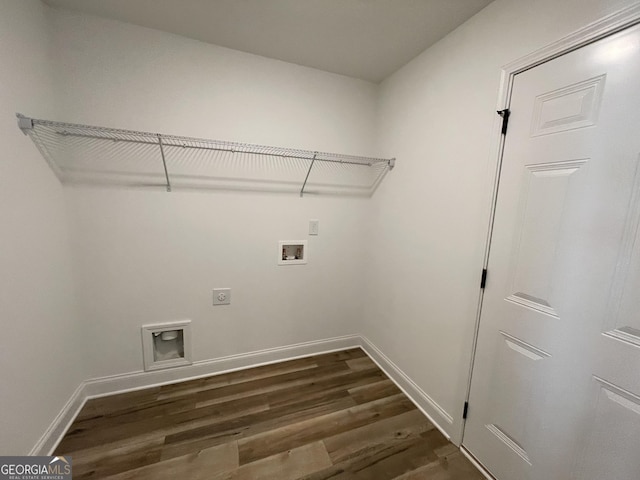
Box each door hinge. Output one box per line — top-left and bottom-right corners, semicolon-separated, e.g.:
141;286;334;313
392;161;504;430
497;108;510;135
480;269;488;289
463;401;469;419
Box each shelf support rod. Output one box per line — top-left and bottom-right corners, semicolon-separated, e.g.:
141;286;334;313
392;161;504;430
158;134;172;192
300;152;317;198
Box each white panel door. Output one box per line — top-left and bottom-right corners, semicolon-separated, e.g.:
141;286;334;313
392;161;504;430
463;24;640;480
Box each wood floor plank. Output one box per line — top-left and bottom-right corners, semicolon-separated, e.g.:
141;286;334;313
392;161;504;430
346;356;377;371
83;388;161;416
265;366;386;409
312;349;366;365
73;403;101;423
157;356;320;401
56;349;482;480
193;361;352;408
68;437;165;467
72;445;163;480
67;386;355;474
58;391;269;454
67;362;379;457
391;451;486;480
299;429;449;480
66;438;166;480
322;409;435;464
101;441;239;480
237;393;414;465
350;429;450;478
348;379;402;404
160;392;357;461
212;441;332;480
68;396;197;433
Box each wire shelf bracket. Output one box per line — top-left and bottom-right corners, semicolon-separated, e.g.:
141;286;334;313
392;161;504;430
17;114;395;197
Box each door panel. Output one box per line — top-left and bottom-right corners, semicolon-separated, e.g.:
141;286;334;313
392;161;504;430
507;158;589;318
464;23;640;480
575;379;640;480
530;74;606;137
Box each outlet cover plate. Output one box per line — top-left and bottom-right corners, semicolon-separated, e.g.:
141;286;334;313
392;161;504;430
213;288;231;305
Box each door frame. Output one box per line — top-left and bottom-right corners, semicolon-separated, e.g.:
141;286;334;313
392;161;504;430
459;2;640;474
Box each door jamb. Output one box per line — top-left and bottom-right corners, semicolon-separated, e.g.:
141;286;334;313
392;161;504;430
460;2;640;447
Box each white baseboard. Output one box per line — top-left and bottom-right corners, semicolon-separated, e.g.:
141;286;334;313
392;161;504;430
83;334;361;398
28;382;87;456
359;335;455;442
30;334;360;455
30;333;459;457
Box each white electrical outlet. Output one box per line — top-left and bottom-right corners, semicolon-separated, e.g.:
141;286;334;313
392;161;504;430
213;288;231;305
309;219;319;236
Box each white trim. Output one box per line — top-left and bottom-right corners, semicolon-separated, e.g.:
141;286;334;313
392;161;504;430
29;334;456;455
31;333;468;458
460;446;496;480
83;334;360;398
496;3;640;127
28;382;87;456
359;335;454;442
502;3;640;77
30;334;360;454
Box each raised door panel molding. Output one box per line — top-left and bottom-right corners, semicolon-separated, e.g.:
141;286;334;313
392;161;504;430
506;159;588;318
530;75;606;137
574;377;640;479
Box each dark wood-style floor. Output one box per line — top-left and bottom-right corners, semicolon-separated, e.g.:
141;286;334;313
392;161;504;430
56;348;484;479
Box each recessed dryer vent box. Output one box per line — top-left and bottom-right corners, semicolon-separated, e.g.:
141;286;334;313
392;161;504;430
278;240;307;265
141;320;192;371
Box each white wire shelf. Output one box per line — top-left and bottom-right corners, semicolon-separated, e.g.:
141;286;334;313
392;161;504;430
17;114;395;197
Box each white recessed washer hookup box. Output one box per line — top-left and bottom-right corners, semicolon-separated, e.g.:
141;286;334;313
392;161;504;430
278;240;308;265
141;320;192;371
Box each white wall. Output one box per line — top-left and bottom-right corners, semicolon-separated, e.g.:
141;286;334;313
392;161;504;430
6;0;638;455
367;0;639;444
49;10;377;378
0;0;84;455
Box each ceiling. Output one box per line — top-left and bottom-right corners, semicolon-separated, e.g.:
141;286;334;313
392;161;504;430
43;0;493;83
